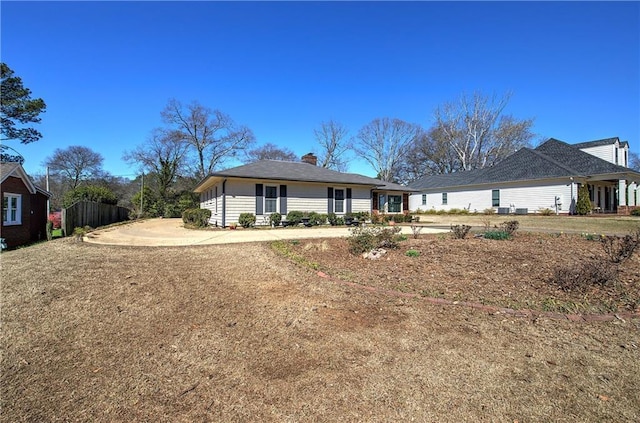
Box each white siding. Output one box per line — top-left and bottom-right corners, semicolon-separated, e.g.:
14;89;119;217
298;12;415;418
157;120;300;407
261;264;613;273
580;145;615;164
411;180;575;214
199;181;223;226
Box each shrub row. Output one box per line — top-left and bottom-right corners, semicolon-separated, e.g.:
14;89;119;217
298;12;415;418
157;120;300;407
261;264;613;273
348;226;402;255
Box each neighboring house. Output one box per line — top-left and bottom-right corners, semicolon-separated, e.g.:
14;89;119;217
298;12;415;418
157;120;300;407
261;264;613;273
1;162;52;248
194;153;413;227
408;137;640;215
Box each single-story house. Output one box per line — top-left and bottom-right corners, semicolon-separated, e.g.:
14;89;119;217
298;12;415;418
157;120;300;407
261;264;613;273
1;161;52;248
194;153;413;227
408;137;640;215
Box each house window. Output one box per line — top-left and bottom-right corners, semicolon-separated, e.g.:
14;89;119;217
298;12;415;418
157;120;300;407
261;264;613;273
335;189;345;213
615;148;619;165
265;186;277;213
3;193;21;225
388;195;401;213
492;189;500;207
421;194;427;206
442;193;447;205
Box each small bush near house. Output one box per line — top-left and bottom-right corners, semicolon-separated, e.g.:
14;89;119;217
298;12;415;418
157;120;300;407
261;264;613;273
348;226;401;255
307;212;327;226
450;224;471;239
392;214;405;223
538;208;554;216
353;211;370;222
483;230;511;240
631;209;640;217
286;211;304;226
600;230;640;264
269;212;282;227
327;212;338;226
448;208;463;215
238;213;256;228
500;220;519;236
370;210;382;224
182;208;212;228
549;259;618;292
483;208;496;215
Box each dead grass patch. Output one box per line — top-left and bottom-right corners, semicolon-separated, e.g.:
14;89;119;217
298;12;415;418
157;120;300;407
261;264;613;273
1;237;639;422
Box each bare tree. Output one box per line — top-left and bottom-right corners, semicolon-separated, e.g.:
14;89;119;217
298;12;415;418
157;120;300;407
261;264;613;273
314;119;350;171
432;91;534;171
629;151;640;171
43;145;104;189
401;126;461;182
244;142;297;162
161;99;255;179
123;129;189;200
354;117;421;182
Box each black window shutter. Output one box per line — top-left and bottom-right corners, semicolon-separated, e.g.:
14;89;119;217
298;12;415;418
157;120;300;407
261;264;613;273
255;184;263;215
280;185;287;216
346;188;352;213
327;187;334;214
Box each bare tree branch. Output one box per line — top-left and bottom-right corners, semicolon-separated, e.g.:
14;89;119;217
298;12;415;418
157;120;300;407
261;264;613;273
313;119;350;171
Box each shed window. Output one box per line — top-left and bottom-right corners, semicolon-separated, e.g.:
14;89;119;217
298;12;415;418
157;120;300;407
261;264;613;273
442;193;447;205
421;194;427;206
3;193;21;225
492;190;500;207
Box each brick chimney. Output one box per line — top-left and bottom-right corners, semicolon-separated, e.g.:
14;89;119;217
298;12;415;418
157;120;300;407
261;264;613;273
301;153;317;166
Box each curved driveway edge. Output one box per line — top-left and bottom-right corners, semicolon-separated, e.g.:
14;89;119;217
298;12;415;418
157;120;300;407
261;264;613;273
83;218;449;247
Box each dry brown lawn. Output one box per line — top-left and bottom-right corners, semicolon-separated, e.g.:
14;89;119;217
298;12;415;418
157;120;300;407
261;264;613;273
1;234;639;422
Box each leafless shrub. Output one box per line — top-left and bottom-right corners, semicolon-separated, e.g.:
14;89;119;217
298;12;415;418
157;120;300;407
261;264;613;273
549;259;618;292
500;220;519;236
410;224;422;239
450;224;471;239
600;230;640;264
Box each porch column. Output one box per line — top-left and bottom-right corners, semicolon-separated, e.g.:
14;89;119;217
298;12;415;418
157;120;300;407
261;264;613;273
618;180;627;206
629;182;638;206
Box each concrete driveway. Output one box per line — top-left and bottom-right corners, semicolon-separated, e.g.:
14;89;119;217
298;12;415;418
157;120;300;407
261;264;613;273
83;218;448;247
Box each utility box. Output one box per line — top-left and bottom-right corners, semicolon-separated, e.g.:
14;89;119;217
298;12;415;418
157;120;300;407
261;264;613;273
497;207;510;215
515;208;528;215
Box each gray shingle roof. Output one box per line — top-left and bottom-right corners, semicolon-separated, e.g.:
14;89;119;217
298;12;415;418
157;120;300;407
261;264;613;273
409;138;640;191
572;137;620;149
196;160;413;191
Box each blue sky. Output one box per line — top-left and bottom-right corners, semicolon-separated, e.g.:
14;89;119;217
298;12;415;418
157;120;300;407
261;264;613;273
2;1;639;179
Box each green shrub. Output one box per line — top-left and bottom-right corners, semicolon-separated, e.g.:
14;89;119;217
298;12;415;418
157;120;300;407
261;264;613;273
392;214;405;223
286;210;304;226
327;212;338;225
424;209;438;215
483;230;511;240
163;202;181;218
63;185;118;208
182;208;211;228
436;209;447;215
575;184;591;215
336;216;345;225
347;226;401;254
269;212;282;227
353;211;370;222
631;209;640;217
307;211;326;226
448;208;462;215
238;213;256;228
405;249;420;257
46;220;54;241
395;233;408;242
450;224;471;239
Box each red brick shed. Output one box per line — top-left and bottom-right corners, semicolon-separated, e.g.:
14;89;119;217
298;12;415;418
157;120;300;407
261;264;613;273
1;162;52;248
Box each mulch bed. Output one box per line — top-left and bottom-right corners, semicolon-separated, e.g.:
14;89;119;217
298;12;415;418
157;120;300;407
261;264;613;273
287;232;640;314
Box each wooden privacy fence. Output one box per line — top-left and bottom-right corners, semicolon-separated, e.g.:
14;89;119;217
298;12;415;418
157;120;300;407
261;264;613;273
62;201;130;236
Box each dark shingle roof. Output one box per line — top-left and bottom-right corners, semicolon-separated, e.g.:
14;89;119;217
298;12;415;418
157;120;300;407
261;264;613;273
195;160;413;191
572;137;620;149
408;138;639;191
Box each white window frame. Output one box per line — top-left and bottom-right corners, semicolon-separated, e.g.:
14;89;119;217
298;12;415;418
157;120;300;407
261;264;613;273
265;185;278;214
334;188;345;214
3;193;22;225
